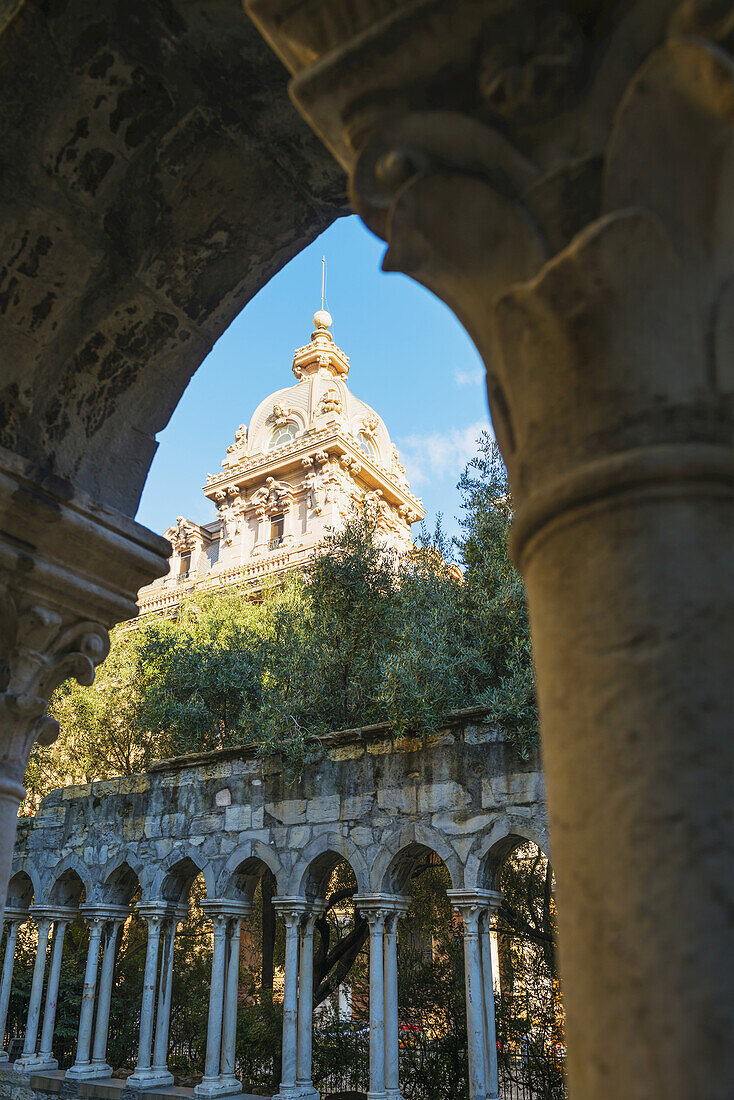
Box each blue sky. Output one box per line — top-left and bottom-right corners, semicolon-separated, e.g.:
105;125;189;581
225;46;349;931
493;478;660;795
135;215;491;542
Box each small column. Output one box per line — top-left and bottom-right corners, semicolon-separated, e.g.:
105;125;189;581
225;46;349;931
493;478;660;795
90;909;130;1078
219;911;249;1094
479;897;503;1100
0;910;25;1061
194;909;229;1098
272;898;308;1099
14;912;52;1071
382;900;409;1100
127;906;165;1088
150;912;182;1087
65;912;105;1079
362;906;387;1100
36;917;70;1071
295;904;326;1100
449;891;498;1100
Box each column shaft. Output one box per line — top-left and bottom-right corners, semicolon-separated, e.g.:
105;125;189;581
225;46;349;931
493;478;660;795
38;921;68;1061
0;921;19;1058
279;914;300;1092
295;917;315;1090
383;916;400;1100
152;920;176;1072
70;919;104;1069
134;918;161;1073
92;921;122;1070
21;918;51;1057
461;912;487;1100
220;919;242;1080
367;914;387;1100
479;913;499;1100
201;917;228;1081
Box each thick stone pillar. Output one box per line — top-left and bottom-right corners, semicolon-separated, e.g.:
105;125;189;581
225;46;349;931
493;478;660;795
195;901;250;1099
0;451;168;924
245;6;734;1096
89;910;129;1079
127;906;165;1089
0;910;25;1061
14;912;52;1071
66;912;105;1079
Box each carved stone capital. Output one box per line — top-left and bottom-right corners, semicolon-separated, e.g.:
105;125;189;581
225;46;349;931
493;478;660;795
247;0;734;561
0;446;169;786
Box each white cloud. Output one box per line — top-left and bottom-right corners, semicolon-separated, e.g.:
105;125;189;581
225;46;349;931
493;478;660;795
453;365;484;387
397;419;491;487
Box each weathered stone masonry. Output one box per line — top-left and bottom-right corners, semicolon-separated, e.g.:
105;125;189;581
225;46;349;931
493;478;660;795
2;710;547;1100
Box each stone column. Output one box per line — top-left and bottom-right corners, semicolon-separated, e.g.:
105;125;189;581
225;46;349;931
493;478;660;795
479;897;502;1100
244;7;734;1097
356;896;409;1100
272;898;307;1099
195;911;229;1098
127;908;164;1088
66;913;105;1079
295;905;326;1100
150;914;181;1088
36;918;70;1071
364;909;387;1100
448;893;488;1100
383;905;408;1100
0;911;24;1061
15;913;51;1070
90;911;129;1078
219;916;244;1094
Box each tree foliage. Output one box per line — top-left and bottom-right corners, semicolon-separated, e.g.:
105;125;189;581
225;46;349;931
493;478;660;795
28;432;537;811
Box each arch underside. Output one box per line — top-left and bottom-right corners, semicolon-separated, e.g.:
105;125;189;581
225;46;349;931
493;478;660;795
0;0;348;517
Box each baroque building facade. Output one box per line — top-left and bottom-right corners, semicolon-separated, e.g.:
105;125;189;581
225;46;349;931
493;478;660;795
138;309;424;617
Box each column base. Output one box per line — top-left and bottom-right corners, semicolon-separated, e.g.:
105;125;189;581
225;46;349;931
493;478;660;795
66;1062;113;1080
366;1093;388;1100
126;1067;174;1089
273;1088;320;1100
14;1055;58;1073
386;1092;405;1100
194;1075;243;1098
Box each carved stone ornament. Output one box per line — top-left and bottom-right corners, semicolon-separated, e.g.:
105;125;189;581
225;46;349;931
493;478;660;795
226;424;248;456
272;403;293;427
243;3;734;1097
317;388;342;416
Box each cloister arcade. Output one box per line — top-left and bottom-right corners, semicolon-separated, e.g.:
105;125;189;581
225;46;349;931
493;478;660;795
0;714;547;1100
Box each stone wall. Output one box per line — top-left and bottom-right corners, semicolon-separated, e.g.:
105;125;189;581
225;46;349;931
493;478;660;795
11;710;548;906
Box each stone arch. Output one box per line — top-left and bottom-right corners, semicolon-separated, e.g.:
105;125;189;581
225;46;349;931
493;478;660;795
43;855;93;906
288;832;370;898
95;853;146;906
372;824;463;894
465;820;551;892
6;868;37;910
148;850;215;903
217;841;286;900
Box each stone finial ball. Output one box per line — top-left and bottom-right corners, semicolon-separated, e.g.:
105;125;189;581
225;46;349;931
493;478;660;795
313;309;332;330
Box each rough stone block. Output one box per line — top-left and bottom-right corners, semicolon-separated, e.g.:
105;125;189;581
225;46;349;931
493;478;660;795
377;787;417;814
328;744;365;761
366;740;392;755
482;772;540;808
265;799;307;825
289;825;311;848
251;806;264;829
224;805;251;831
306;796;340;823
215;787;232;807
417;781;469;814
342;794;374;819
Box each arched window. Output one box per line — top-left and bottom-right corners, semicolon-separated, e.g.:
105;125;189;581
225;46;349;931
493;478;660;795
357;431;377;459
270;421;297;450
